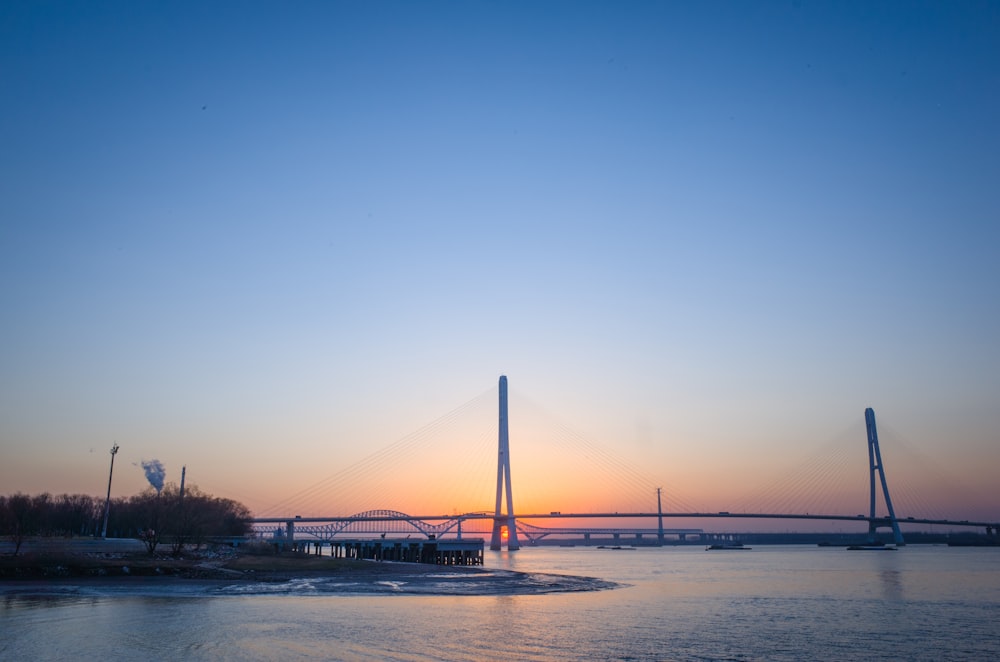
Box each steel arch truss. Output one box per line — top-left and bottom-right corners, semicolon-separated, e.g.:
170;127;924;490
253;510;473;542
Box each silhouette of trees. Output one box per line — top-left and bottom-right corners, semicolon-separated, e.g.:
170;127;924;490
156;485;252;555
52;493;103;536
1;487;251;555
1;493;107;553
106;484;252;554
0;493;36;555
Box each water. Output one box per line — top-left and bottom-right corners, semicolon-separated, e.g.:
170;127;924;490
3;545;998;661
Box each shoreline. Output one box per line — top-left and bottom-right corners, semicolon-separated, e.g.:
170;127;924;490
0;544;621;596
1;547;487;581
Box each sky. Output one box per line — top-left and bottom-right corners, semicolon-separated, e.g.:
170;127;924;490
2;1;998;530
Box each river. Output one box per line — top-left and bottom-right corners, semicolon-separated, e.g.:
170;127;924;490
2;544;998;660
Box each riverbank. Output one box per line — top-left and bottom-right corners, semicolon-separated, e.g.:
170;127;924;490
0;539;620;595
0;540;482;580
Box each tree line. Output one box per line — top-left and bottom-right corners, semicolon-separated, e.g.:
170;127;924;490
0;485;252;555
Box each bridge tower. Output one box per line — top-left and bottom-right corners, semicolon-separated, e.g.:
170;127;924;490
656;487;665;545
865;407;905;545
490;375;520;550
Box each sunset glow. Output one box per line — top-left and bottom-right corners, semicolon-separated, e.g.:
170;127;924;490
1;2;997;534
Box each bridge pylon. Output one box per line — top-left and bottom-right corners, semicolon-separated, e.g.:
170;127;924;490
490;375;520;550
865;407;905;546
656;487;665;545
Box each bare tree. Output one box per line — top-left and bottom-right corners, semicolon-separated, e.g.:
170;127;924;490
1;488;251;555
1;493;37;555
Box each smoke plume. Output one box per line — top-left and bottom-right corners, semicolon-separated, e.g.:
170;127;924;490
141;459;166;494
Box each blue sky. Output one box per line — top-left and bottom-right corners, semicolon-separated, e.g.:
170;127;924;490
2;1;998;521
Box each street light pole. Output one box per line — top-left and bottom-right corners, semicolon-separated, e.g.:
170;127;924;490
100;443;119;538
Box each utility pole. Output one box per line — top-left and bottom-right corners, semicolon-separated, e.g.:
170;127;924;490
100;443;119;539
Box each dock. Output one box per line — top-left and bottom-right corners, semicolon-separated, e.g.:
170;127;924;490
282;537;484;566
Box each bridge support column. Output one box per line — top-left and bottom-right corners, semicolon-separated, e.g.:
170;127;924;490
657;487;665;546
490;376;520;550
866;408;905;546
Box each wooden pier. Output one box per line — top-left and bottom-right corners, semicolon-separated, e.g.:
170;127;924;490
284;537;484;566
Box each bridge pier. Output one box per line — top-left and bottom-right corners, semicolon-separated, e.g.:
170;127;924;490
270;538;485;565
320;538;483;565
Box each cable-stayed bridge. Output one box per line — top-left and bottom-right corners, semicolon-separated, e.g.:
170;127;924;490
252;376;998;548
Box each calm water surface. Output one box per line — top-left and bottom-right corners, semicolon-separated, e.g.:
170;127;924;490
3;545;998;661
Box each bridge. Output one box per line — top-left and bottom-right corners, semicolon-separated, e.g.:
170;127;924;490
252;376;998;548
253;509;707;545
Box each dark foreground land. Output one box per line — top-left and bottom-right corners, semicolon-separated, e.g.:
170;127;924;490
0;539;620;596
0;539;467;582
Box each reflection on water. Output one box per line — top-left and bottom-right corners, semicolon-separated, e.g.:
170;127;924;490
879;569;904;601
2;546;999;661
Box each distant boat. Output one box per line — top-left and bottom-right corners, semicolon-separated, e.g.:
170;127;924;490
847;544;896;551
706;542;750;550
947;538;999;547
597;545;636;550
